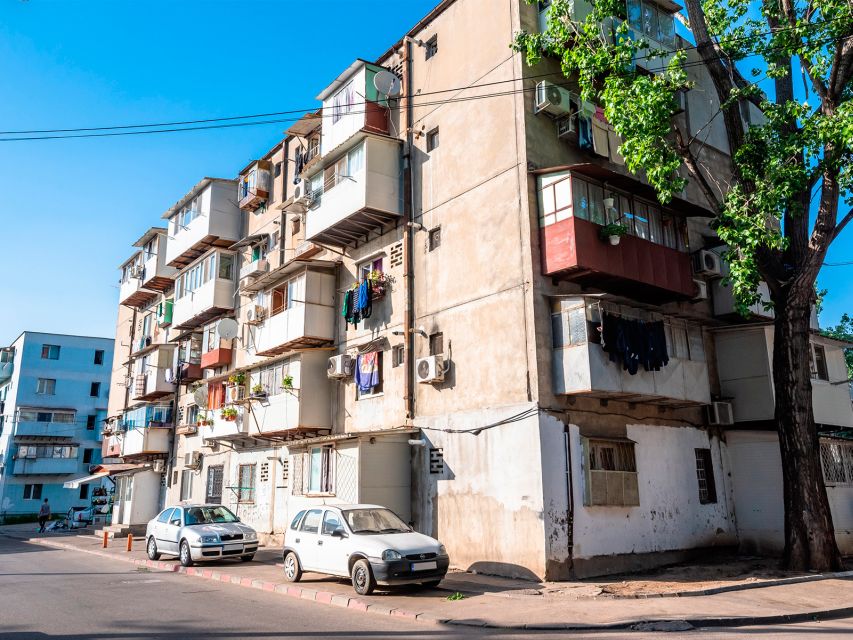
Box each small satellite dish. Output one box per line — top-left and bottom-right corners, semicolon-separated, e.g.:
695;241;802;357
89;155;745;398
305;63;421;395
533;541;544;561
374;70;402;98
217;318;239;340
193;385;209;409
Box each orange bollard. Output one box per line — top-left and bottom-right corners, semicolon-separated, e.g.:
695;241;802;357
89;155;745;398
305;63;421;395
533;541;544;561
126;534;133;552
102;531;108;548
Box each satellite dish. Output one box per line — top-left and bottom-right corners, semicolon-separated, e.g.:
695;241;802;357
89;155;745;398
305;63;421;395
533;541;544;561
217;318;239;340
374;70;402;98
193;385;209;409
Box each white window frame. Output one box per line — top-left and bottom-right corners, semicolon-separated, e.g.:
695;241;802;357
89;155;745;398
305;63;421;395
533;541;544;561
36;378;56;395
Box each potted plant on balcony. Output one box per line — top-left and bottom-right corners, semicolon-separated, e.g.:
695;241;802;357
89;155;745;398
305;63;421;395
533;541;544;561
251;383;267;398
367;270;393;299
281;375;295;394
600;223;628;246
220;407;238;422
227;372;245;387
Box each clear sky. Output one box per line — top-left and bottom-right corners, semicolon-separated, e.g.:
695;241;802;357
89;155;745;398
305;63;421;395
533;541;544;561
0;0;849;346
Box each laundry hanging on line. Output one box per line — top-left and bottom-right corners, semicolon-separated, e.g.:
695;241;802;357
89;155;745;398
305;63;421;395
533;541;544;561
600;312;669;375
355;352;380;393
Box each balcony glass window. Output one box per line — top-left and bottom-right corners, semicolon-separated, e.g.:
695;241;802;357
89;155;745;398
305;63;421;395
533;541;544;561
627;0;676;47
238;463;256;502
810;344;829;381
41;344;60;360
331;81;355;124
572;178;590;220
23;484;43;500
36;378;56;395
249;359;294;397
18;445;78;459
18;409;75;423
218;253;234;280
324;142;366;194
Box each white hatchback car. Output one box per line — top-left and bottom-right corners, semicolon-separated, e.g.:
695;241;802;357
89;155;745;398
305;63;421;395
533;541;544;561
282;504;449;595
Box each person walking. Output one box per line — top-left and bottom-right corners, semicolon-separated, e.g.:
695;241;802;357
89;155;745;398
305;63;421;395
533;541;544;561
37;498;50;533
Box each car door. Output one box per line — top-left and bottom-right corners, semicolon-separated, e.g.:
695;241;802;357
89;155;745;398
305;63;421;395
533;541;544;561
163;507;183;554
317;510;349;576
294;509;323;571
152;508;173;550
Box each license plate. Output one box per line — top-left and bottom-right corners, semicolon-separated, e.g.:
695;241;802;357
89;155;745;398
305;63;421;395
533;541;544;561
411;561;437;571
224;544;242;552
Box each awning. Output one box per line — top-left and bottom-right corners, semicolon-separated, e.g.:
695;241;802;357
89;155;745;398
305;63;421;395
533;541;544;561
229;233;270;250
63;471;109;489
63;463;148;489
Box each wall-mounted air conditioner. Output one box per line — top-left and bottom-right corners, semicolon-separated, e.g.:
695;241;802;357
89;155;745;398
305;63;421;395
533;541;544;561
692;250;723;278
246;305;266;325
225;385;245;404
184;451;202;469
152;459;165;473
535;80;573;117
556;115;576;139
327;354;353;379
692;279;709;301
416;355;445;384
706;401;734;426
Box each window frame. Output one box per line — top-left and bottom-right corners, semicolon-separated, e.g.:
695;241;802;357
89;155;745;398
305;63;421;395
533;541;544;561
41;344;60;360
36;378;56;395
238;463;256;503
694;448;718;504
94;349;105;365
424;34;438;60
90;382;101;398
426;127;439;151
307;446;334;495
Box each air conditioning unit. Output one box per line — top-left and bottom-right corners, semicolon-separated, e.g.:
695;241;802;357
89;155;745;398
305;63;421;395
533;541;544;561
246;305;266;325
129;265;144;279
692;250;723;278
692;279;709;301
327;354;354;379
294;241;313;257
152;459;165;473
556;115;576;139
184;451;202;469
535;80;573;117
293;180;310;204
706;401;734;426
226;385;245;404
416;355;445;384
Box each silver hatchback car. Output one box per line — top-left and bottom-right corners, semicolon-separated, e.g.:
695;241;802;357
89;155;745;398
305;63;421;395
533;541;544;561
145;504;258;566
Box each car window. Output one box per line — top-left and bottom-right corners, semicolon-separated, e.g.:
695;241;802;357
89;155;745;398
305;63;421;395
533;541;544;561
290;510;306;530
169;509;183;525
343;508;411;534
185;506;238;525
157;508;174;524
321;511;342;535
300;509;322;533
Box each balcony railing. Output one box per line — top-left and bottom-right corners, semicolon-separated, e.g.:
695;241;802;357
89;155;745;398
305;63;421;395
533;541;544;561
140;251;177;293
119;271;157;308
164;181;241;268
131;367;176;402
13;457;78;475
172;277;236;330
121;426;171;457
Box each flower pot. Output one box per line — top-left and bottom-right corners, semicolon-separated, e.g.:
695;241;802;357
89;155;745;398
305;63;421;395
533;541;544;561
608;235;621;246
603;197;615;209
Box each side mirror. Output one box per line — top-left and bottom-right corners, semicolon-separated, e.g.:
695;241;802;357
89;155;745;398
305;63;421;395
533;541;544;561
234;517;241;522
331;526;348;538
170;519;181;527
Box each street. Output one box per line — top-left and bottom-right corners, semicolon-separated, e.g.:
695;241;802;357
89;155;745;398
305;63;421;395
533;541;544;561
1;535;853;639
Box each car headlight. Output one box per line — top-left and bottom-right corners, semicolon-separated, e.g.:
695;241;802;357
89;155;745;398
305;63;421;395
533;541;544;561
438;544;447;556
381;549;403;562
243;531;257;541
199;535;220;544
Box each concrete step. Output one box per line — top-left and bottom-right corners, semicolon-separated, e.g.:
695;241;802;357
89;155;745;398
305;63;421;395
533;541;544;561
92;524;146;539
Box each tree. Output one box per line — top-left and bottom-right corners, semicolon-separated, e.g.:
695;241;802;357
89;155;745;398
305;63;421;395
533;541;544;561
822;312;853;378
515;0;852;571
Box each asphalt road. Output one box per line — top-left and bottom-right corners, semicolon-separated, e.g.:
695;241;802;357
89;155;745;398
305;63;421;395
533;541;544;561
1;535;853;639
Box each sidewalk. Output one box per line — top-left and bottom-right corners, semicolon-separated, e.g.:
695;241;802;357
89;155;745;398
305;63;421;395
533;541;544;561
4;525;853;631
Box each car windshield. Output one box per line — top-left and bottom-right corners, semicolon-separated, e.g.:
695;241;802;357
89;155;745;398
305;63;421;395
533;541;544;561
184;506;239;526
342;508;411;534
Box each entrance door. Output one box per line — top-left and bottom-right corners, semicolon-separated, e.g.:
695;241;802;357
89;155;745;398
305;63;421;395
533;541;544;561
205;465;223;504
114;475;133;524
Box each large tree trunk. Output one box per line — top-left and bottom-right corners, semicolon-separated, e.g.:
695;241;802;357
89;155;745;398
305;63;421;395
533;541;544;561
772;293;843;571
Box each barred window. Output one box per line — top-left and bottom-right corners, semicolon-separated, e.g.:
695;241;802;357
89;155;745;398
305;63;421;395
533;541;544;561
820;440;853;485
694;448;718;504
238;464;256;503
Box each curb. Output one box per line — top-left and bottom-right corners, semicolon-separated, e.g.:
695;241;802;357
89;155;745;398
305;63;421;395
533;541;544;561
18;535;853;631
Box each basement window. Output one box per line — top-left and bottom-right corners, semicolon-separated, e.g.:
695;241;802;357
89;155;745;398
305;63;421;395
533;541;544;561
582;438;639;507
694;448;718;504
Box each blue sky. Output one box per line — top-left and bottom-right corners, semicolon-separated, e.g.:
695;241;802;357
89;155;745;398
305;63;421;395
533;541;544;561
0;0;850;346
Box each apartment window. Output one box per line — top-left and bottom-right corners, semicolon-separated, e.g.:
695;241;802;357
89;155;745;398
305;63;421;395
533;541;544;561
551;302;588;348
359;257;384;283
270;276;302;316
811;344;829;381
90;382;101;397
425;35;438;60
207;383;226;410
820;440;853;485
428;226;442;251
426;127;439;151
94;350;105;365
331;81;355;124
23;484;43;500
308;446;334;494
79;484;89;500
206;465;224;503
292;217;301;236
249;359;294;397
694;448;718;504
83;448;94;464
41;345;60;360
180;470;192;502
392;344;405;368
218;253;234;280
238;464;256;503
86;415;96;430
274;161;282;178
627;0;676;46
187;404;199;426
429;332;444;356
583;438;639;506
325;142;365;193
356;351;383;399
36;378;56;395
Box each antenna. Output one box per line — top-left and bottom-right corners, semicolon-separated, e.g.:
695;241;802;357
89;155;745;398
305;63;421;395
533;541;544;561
216;318;239;340
193;385;209;409
373;70;402;99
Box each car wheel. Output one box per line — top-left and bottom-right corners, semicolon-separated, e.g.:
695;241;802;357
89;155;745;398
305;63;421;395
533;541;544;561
421;580;442;589
240;554;255;562
179;540;194;567
283;551;302;582
351;559;375;596
146;536;160;561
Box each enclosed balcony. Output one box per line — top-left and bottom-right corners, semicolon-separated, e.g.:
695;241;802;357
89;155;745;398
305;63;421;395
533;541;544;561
163;178;241;268
0;348;14;383
120;425;171;457
551;297;711;406
13;457;78;475
119;252;157;308
537;168;709;302
238;160;272;212
171;251;237;330
715;327;853;428
102;435;122;459
252;267;336;356
304;136;403;246
134;227;177;293
130;345;177;401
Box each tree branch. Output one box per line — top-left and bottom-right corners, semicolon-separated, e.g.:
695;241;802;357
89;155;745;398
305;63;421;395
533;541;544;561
673;123;722;211
828;36;853;102
832;207;853;241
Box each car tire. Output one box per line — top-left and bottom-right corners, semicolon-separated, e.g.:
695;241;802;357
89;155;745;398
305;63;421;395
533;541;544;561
283;551;302;582
146;536;160;561
421;580;442;588
179;540;194;567
240;554;255;562
351;559;376;596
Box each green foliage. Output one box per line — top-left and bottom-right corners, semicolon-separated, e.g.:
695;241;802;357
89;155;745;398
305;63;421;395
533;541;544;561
822;313;853;379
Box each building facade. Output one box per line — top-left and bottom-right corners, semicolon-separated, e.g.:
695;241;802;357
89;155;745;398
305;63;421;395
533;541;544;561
103;0;853;577
0;332;113;519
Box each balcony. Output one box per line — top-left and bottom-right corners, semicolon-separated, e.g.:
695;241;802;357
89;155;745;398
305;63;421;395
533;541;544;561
240;258;269;280
131;369;175;402
200;347;232;369
13;457;78;475
238;160;272;212
163;178;241;268
551;298;711;406
0;359;13;384
253;269;336;356
138;251;177;293
305;136;403;246
172;276;236;330
179;362;202;382
102;435;122;458
15;421;75;437
121;426;171;457
715;327;853;427
199;408;249;442
119;261;157;308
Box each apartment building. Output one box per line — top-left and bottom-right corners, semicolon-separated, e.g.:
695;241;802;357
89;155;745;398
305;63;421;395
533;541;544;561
105;0;853;577
0;332;113;519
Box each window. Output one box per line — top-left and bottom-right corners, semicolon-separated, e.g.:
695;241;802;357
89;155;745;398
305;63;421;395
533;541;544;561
324;143;365;193
694;448;718;504
218;253;234;280
207;383;226;410
811;344;829;381
41;345;60;360
392;344;405;368
206;465;224;504
820;440;853;486
187;404;199;426
36;378;56;395
274;161;282;178
331;81;355;124
23;484;43;500
551;302;587;348
627;0;675;47
290;510;306;530
308;446;334;494
429;332;444;356
426;127;439;151
238;464;256;503
425;34;438;60
180;470;192;502
322;510;343;535
292;217;301;236
86;415;96;430
157;508;174;524
583;438;639;506
90;382;101;397
428;226;441;251
356;351;383;398
79;484;89;500
300;509;322;533
248;359;294;398
359;257;383;283
83;449;93;464
94;349;105;365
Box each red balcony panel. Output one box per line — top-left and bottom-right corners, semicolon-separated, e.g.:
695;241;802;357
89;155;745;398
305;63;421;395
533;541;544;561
200;348;232;369
364;100;389;135
542;216;696;301
179;363;202;382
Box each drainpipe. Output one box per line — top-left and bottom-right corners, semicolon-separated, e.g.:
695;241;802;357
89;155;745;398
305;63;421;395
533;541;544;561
402;37;416;422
